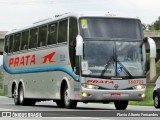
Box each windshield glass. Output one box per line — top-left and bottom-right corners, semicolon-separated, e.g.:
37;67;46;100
82;41;146;78
83;41;115;76
80;18;143;40
116;42;145;77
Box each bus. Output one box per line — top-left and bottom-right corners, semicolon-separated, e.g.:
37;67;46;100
3;12;155;110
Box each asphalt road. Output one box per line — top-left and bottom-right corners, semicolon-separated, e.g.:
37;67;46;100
0;96;159;120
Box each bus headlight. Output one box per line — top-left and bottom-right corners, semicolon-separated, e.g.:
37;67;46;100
82;84;99;89
132;85;145;90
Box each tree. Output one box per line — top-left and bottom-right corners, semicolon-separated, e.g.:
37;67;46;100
153;16;160;30
148;16;160;30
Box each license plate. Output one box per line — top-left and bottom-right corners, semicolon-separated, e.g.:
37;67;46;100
110;93;121;98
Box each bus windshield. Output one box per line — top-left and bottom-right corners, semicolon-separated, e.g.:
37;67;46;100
80;18;143;40
82;41;146;79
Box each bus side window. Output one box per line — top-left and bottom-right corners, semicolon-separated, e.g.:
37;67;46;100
38;25;47;47
4;36;9;53
29;28;38;49
48;23;57;45
9;35;14;53
21;30;29;50
58;19;68;43
13;33;21;52
69;17;79;74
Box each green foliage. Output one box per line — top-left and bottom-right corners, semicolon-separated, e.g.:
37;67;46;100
156;62;160;74
148;16;160;30
0;74;3;89
0;73;3;96
0;89;3;96
153;17;160;30
148;25;154;30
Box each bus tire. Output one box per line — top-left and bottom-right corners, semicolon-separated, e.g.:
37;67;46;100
13;86;20;105
19;85;36;106
19;85;27;105
154;94;160;108
63;85;77;109
114;101;128;110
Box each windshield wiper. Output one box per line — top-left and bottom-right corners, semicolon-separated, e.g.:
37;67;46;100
100;55;114;77
116;58;133;79
100;55;133;79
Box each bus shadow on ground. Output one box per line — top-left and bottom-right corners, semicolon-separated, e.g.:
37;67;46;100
35;104;114;110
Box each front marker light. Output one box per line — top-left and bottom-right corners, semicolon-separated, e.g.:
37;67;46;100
139;93;145;98
141;93;145;98
137;85;143;89
87;84;99;89
82;92;88;97
82;84;99;89
133;85;145;90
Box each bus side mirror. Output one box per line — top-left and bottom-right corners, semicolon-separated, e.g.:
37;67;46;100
76;35;83;56
147;37;156;81
147;37;156;58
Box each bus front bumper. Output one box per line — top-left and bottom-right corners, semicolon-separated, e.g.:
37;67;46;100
80;88;146;101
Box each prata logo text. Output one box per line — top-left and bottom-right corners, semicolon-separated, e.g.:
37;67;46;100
8;51;56;67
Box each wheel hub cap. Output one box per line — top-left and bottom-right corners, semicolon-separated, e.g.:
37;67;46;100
65;89;69;105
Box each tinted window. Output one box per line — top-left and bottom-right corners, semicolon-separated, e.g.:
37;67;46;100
80;18;143;40
13;33;21;52
29;28;38;49
21;30;29;50
4;36;9;53
48;23;57;45
38;25;47;47
58;19;68;43
9;35;14;53
69;17;78;70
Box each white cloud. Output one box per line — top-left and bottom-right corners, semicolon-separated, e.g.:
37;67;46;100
0;0;160;31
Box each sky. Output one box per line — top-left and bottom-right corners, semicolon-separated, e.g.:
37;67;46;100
0;0;160;31
0;0;160;65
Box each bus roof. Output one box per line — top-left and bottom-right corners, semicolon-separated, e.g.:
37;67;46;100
6;11;141;35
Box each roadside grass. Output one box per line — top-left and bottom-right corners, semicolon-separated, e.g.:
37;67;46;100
0;73;3;96
0;89;3;96
129;86;154;106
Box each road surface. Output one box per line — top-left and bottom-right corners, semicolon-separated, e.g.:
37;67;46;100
0;96;159;120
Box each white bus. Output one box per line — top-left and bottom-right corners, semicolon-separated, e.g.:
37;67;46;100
3;12;155;110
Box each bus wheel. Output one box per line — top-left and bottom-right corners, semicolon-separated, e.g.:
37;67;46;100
19;85;35;106
63;85;77;109
154;94;160;108
19;85;26;105
114;101;128;110
13;86;20;105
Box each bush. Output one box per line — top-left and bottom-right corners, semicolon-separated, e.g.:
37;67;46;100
0;74;3;89
156;62;160;74
0;89;3;96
